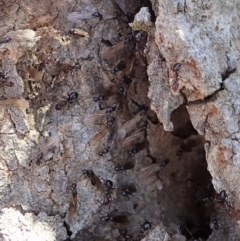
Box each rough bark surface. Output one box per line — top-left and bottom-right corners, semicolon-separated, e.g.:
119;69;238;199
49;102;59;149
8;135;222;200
147;0;240;240
0;0;240;241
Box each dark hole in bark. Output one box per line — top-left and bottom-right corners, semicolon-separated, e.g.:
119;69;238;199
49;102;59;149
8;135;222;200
170;105;198;139
161;104;216;240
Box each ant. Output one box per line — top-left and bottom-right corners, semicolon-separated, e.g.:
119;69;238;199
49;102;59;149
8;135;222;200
70;61;81;70
105;105;117;113
159;159;169;168
0;37;11;44
131;31;148;69
127;147;137;156
100;212;128;224
131;99;148;116
138;121;148;132
93;94;105;110
68;183;78;217
98;146;110;156
136;220;152;240
118;86;127;96
107;116;115;127
82;173;113;206
81;171;114;206
118;229;135;241
121;184;137;199
70;183;77;196
82;169;94;181
100;179;115;206
105;179;114;190
113;164;125;172
210;217;219;230
92;11;103;20
83;104;117;125
0;94;7;100
63;221;73;238
36;152;43;165
82;169;104;191
127;141;148;156
55;92;78;110
124;12;134;23
140;105;148;116
113;159;135;173
215;190;227;203
123;36;132;45
93;94;104;103
171;63;181;92
140;220;152;230
111;60;126;74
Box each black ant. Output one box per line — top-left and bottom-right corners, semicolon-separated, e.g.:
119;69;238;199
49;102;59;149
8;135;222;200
138;121;148;132
83;104;117;125
123;36;132;45
136;219;152;240
0;37;11;44
113;164;125;172
159;159;169;168
81;173;114;206
140;220;152;231
93;94;104;102
171;63;181;92
121;184;137;198
55;92;78;110
98;146;110;156
100;213;128;224
92;11;103;20
118;229;135;241
140;105;148;116
70;61;81;70
124;12;134;23
216;190;227;202
127;141;148;156
70;183;77;196
118;86;127;96
132;31;148;69
111;60;126;74
104;179;114;192
127;147;137;156
131;99;148;116
82;169;104;191
0;94;7;100
105;105;117;113
107;116;115;127
113;159;135;173
63;221;73;238
99;179;115;206
210;217;219;230
36;152;43;165
93;94;105;110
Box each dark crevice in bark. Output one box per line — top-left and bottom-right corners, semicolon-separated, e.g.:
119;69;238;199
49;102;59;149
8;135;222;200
167;104;215;240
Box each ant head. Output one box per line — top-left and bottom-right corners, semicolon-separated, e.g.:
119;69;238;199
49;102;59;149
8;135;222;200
141;219;151;230
105;180;113;189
